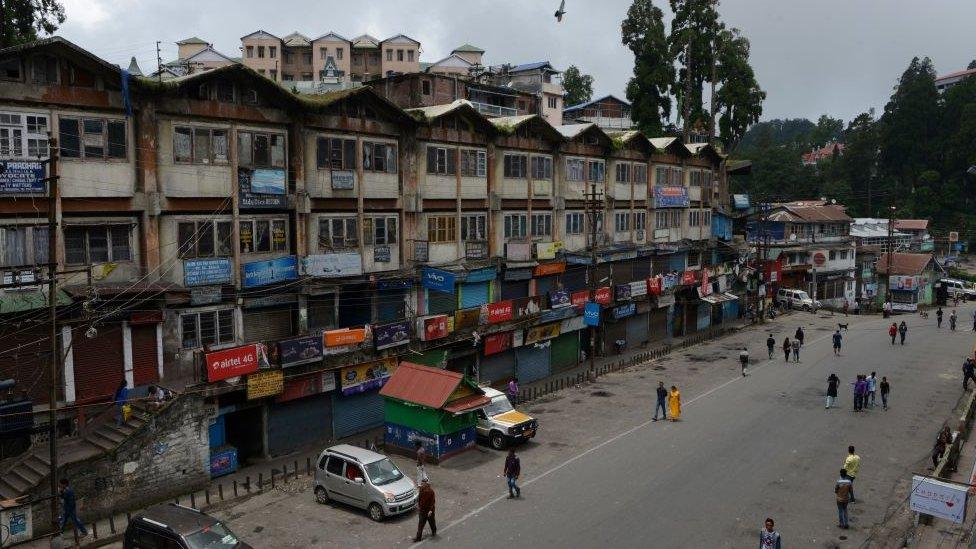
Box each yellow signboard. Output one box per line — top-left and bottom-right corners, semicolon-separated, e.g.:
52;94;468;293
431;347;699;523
524;322;561;345
246;369;284;400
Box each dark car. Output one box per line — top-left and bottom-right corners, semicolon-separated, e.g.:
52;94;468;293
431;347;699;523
123;503;250;549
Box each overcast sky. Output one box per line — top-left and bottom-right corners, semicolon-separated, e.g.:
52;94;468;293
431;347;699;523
58;0;975;125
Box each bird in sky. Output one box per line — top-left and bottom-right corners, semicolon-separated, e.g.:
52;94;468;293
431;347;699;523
554;0;566;22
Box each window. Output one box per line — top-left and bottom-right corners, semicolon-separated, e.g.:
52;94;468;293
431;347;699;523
531;213;552;237
258;46;265;58
461;214;486;241
177;220;232;259
302;53;312;65
422;80;431;95
566;158;585;182
615;212;630;232
503;154;527;178
655;166;683;185
258;69;266;76
689;210;704;227
547;96;557;109
362;141;398;173
588;160;605;182
216;81;235;103
397;49;404;62
269;46;277;59
703;211;711;226
318;217;358;250
64;225;131;264
460;149;487;177
634;212;646;231
518;100;526;111
0;58;21;80
531;156;553;180
633;164;647;185
284;52;293;64
408;50;414;62
671;210;681;227
238;130;285;168
386;49;393;61
0;112;48;159
615;163;631;184
1;226;49;267
173;126;227;164
428;216;457;243
362;215;398;245
269;70;277;81
504;214;527;239
246;46;254;58
687;252;700;267
427;146;456;176
829;250;837;261
840;250;848;260
59;117;126;160
316;137;356;170
31;55;57;84
181;308;235;349
565;212;584;235
239;218;287;254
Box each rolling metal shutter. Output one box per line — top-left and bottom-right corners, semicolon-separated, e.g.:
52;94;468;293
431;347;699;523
427;289;457;315
332;390;384;439
307;294;335;331
243;306;295;343
516;343;551;384
696;303;711;331
460;282;490;309
561;267;586;292
626;313;649;346
603;319;627;354
478;349;515;386
376;289;406;322
130;324;159;386
0;326;52;404
649;308;669;342
634;259;652;280
550;332;580;373
501;280;529;300
268;393;333;456
338;284;372;327
73;324;124;401
534;276;557;297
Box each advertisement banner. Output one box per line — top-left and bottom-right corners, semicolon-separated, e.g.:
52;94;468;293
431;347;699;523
487;301;514;323
681;271;697;285
206;344;267;382
653;185;690;208
561;315;586;333
184;258;233;287
890;275;918;291
536;241;562;260
647;277;662;296
700;268;711;297
418;315;449;341
484;332;513;356
277;334;323;368
594;287;612;304
238;168;287;208
534;262;566;277
242;256;298;288
209;447;238;478
247;168;286;194
571;290;590;309
612;303;637;320
524;322;561;345
246;369;284;400
0;503;32;545
422;267;456;293
454;307;482;330
549;289;571;309
630;280;648;298
304;253;363;278
584;302;601;326
506;241;533;261
615;284;632;301
373;245;391;263
324;327;366;347
277;371;337;403
663;273;679;290
374;321;410;350
910;475;967;524
340;358;396;395
513;296;542;318
0;160;45;193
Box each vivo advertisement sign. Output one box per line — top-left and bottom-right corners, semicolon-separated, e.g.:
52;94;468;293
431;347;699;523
653;186;690;208
242;256;298;288
584;302;601;326
422;267;456;293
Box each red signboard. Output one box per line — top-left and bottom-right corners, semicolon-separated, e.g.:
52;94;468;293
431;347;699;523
681;271;697;285
594;287;612;304
647;277;662;296
206;344;262;382
813;251;827;267
571;290;590;309
484;332;513;356
533;262;566;277
487;300;514;323
700;268;711;296
422;315;449;341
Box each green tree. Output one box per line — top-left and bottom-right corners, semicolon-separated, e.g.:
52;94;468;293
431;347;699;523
838;111;879;216
622;0;674;136
0;0;65;48
967;59;976;70
713;27;765;152
808;115;845;148
562;65;594;107
668;0;722;133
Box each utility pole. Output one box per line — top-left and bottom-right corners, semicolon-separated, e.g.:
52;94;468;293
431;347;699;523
156;41;162;83
885;205;895;307
586;181;603;371
757;200;767;324
46;137;60;523
683;42;693;144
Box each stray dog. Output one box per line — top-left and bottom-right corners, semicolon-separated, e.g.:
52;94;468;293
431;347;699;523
837;323;849;331
919;311;930;319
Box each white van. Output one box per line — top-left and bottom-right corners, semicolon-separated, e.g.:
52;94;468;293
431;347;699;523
775;288;820;311
942;279;976;301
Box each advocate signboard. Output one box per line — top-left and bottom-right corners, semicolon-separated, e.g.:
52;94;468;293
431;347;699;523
304;253;362;278
184;258;233;287
206;344;267;382
0;160;45;193
242;256;298;288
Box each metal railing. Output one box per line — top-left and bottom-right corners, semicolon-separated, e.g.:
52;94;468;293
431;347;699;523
469;101;517;117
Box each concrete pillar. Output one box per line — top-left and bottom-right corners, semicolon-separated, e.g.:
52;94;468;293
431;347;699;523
123;321;134;387
156;323;164;380
62;326;75;403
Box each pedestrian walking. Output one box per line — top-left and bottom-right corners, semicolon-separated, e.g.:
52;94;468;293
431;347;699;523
668;385;681;421
795;327;805;347
507;377;519;405
759;517;782;549
832;329;842;356
826;373;839;409
867;372;877;408
791;338;801;362
653;381;668;421
950;310;958;331
58;478;88;540
937;307;943;328
898;321;908;344
782;337;792;362
964;358;976;390
844;446;860;502
766;334;776;359
739;347;749;377
971;309;976;331
852;376;865;412
880;376;890;410
504;448;521;498
413;479;436;542
835;469;853;529
842;299;849;316
888;323;897;345
113;380;128;426
415;440;429;483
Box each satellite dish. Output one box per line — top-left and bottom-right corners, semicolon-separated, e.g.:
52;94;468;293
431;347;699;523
789;233;797;241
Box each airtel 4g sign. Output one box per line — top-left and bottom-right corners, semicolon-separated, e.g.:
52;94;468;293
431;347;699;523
421;267;456;293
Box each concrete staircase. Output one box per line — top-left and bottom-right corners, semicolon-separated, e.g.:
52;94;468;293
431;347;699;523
0;402;154;500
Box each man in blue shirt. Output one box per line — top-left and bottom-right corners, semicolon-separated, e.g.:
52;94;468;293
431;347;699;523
653;381;668;421
832;330;842;356
59;478;88;539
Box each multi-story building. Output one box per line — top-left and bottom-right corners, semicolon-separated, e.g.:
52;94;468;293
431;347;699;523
489;62;564;126
563;95;635;131
154;36;238;79
370;72;535;118
936;67;976;93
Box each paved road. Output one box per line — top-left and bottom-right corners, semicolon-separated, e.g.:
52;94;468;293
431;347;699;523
419;309;975;548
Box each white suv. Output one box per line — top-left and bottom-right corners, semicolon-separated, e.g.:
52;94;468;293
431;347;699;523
776;288;820;311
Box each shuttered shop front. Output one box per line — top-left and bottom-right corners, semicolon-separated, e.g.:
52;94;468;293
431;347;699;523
550;332;580;373
460;282;490;309
626;313;649;346
130;324;159;386
516;344;550;384
73;324;124;401
243;304;296;343
332;390;384;439
268;393;333;456
603;318;627;354
479;349;515;385
376;289;407;322
427;289;457;315
649;307;669;342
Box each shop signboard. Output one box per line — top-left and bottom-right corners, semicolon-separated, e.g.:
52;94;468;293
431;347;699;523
454;307;482;330
373;245;391;263
513;296;542;318
242;256;298;288
484;332;513;356
246;369;284;400
504;268;533;281
487;300;514;323
377;278;412;291
536;241;562;260
276;371;337;403
561;315;585;333
524;322;561;345
190;285;223;305
422;267;456;293
910;475;967;524
629;280;648;298
571;290;590;309
653;185;690;208
647;277;662;296
700;268;711;297
246;168;286;194
374;320;410;350
534;262;566;277
655;294;676;308
506;241;533;261
0;160;45;193
418;315;449;341
612;303;636;320
340;358;396;395
304;253;362;278
238;168;287;208
584;302;601;326
615;284;632;301
278;334;323;368
549;289;571;308
0;503;32;545
889;275;918;291
206;344;267;382
465;241;488;260
465;267;496;283
662;273;679;291
324;327;366;347
331;169;355;190
414;240;429;262
594;287;612;304
681;271;697;285
184;258;233;287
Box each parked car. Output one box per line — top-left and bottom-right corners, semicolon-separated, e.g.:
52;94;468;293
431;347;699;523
775;288;821;311
942;278;976;301
313;444;417;522
476;387;538;450
124;503;250;549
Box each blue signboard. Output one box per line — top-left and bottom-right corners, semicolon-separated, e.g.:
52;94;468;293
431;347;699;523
653;185;690;208
242;256;299;288
422;267;456;293
0;161;45;193
184;258;233;287
209;446;238;478
612;303;636;320
465;267;497;283
549;289;570;308
384;423;476;462
584;302;601;326
615;284;632;301
377;278;413;291
248;168;286;195
278;334;323;368
374;320;411;350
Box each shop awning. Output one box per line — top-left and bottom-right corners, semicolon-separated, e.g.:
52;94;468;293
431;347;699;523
444;393;492;415
700;292;739;304
0;288;72;314
380;361;488;411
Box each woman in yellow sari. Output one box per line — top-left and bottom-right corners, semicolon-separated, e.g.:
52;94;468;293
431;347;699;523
668;385;681;421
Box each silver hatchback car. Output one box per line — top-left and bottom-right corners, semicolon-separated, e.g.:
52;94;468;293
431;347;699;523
313;444;418;522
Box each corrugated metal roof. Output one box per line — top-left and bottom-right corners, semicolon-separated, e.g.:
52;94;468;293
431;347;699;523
564;94;631;112
556;123;595;139
352;34;380;48
894;219;929;231
177;37;208;45
452;44;485;53
509;61;556;73
283;32;311;47
380;362;467;409
443;393;492;414
875;252;936;275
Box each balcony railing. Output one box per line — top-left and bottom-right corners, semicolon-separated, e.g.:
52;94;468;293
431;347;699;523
470;101;518;117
